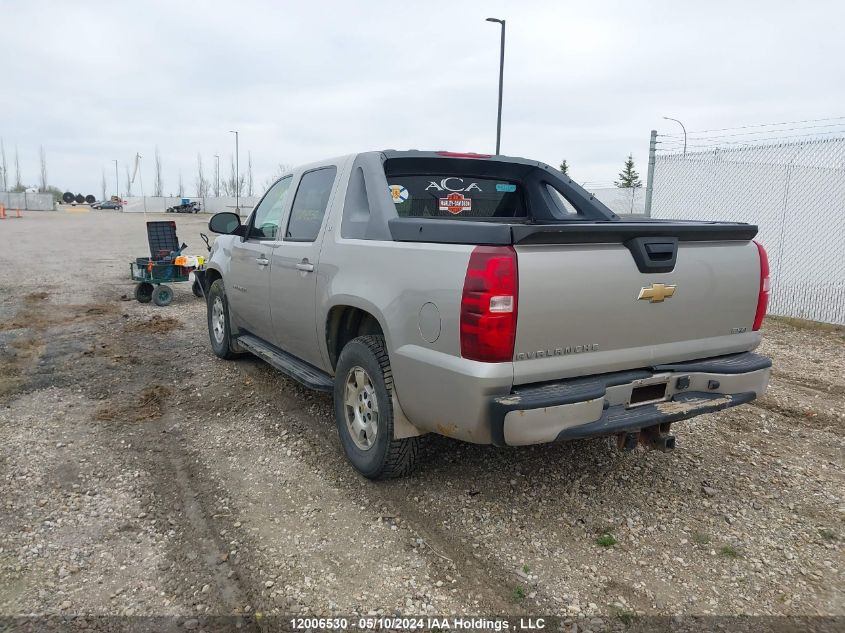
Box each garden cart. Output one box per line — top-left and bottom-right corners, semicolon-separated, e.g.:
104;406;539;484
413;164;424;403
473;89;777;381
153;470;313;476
129;221;205;306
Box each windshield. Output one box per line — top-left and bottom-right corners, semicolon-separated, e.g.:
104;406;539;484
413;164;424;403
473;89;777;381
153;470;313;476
385;175;527;220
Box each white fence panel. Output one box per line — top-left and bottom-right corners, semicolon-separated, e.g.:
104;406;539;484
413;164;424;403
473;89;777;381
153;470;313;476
1;192;55;211
121;196;260;215
651;137;845;325
591;187;646;215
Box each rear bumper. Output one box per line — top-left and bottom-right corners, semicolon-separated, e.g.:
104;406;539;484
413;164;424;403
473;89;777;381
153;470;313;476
490;352;771;446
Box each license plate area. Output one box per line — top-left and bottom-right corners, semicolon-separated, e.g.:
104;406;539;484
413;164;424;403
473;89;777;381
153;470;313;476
628;382;668;407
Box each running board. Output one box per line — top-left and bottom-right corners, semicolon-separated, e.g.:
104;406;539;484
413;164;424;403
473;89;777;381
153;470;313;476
236;334;334;392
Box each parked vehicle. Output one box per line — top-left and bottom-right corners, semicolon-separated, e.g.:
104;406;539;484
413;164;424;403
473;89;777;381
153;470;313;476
167;201;201;214
198;150;772;479
93;200;122;210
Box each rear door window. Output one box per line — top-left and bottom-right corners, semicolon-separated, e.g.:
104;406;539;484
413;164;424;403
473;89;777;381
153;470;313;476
285;167;337;241
386;175;526;220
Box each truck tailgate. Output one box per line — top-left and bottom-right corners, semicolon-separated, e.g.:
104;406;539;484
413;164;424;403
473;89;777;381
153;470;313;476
512;240;762;385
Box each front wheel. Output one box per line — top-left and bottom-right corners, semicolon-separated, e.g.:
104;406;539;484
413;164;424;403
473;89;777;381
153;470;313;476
134;282;153;303
333;335;419;479
206;279;242;359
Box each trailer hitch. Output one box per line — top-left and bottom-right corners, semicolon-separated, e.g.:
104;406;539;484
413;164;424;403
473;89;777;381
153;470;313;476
642;423;676;451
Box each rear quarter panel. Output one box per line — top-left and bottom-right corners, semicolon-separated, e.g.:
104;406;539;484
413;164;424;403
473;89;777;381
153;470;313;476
317;234;513;442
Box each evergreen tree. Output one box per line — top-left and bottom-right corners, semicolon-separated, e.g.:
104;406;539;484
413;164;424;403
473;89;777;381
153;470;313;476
614;154;642;188
559;159;569;175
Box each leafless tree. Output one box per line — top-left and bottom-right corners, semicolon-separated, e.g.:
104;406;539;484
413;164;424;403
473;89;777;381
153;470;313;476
261;163;292;190
39;146;48;192
154;146;163;196
101;170;107;201
14;146;22;190
0;139;7;191
124;165;132;197
195;154;210;197
247;152;254;196
221;154;245;197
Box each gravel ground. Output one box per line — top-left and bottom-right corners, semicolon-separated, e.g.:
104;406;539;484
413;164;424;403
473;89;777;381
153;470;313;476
0;211;842;629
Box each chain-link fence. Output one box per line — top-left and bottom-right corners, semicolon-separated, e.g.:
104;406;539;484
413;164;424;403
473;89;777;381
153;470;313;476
590;187;647;216
649;135;845;325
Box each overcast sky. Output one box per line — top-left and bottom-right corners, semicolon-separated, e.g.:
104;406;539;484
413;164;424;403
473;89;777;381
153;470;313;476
2;0;844;197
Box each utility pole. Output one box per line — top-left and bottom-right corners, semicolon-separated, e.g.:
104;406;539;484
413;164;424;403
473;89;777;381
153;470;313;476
229;130;239;213
486;17;506;155
644;130;657;217
136;153;146;212
113;159;119;199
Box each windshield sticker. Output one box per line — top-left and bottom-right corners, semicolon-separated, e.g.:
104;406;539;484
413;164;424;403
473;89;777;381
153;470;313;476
388;184;409;204
439;192;472;215
496;183;517;192
425;178;482;193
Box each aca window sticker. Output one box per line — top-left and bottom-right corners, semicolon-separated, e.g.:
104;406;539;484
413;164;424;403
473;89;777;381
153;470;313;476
388;184;409;204
439;192;472;215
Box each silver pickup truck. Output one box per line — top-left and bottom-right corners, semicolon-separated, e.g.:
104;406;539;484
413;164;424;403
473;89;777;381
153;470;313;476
199;150;772;479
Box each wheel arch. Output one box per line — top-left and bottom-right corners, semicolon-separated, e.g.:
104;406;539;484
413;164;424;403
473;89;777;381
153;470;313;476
325;301;388;372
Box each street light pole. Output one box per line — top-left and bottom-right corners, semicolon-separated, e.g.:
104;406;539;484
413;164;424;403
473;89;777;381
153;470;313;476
214;154;220;198
486;17;506;155
663;116;687;155
112;159;119;198
229;130;239;213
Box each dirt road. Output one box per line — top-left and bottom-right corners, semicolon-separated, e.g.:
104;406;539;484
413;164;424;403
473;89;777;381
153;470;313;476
0;211;842;628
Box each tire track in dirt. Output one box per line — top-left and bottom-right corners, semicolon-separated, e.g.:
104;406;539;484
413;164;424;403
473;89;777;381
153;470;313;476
228;359;551;614
99;313;263;619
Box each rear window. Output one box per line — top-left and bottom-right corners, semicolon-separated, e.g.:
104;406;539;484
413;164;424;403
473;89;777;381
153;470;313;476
385;175;526;220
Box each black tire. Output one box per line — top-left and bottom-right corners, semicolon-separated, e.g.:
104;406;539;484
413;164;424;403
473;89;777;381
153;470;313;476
191;280;203;298
333;335;419;479
134;282;154;303
152;285;174;306
206;279;242;359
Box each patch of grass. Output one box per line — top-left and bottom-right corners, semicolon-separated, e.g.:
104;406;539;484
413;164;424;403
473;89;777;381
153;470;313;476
522;564;530;574
596;533;618;547
768;315;845;334
512;585;526;602
615;609;638;626
818;528;838;542
691;531;711;545
719;545;740;559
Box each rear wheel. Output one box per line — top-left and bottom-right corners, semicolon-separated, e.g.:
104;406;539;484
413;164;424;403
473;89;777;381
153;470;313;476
333;335;419;479
152;284;174;306
191;280;203;298
206;279;243;359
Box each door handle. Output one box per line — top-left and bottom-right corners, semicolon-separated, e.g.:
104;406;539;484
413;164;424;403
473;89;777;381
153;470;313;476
295;260;314;272
255;257;269;266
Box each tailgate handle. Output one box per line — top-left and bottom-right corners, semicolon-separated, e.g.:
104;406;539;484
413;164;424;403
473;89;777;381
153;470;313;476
625;236;679;273
645;242;674;261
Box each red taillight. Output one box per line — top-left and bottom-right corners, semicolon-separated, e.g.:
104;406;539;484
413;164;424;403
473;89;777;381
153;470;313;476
435;151;493;159
753;240;770;331
460;246;518;362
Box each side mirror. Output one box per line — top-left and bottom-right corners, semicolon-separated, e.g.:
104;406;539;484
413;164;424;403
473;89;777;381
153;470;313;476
208;212;241;235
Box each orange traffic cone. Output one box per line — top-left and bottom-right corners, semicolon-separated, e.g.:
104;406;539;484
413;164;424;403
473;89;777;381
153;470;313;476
13;207;21;218
0;205;6;219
